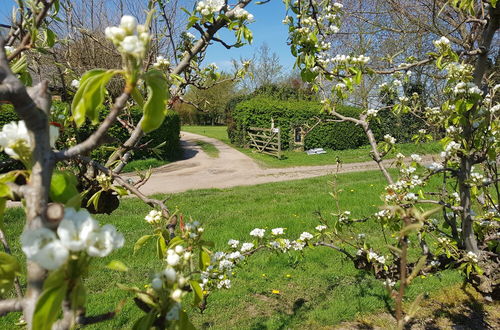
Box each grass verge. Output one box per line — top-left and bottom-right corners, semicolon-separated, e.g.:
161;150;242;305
122;158;168;172
182;125;441;168
194;140;219;158
0;170;466;329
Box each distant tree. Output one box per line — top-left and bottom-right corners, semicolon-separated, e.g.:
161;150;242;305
183;73;239;125
239;42;283;91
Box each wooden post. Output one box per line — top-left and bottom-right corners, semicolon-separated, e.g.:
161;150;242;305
277;127;281;159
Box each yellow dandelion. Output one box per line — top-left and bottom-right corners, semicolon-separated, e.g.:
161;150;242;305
272;290;280;294
286;274;292;278
350;189;355;192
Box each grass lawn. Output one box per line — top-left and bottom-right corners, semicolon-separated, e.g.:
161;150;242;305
182;125;231;144
194;140;219;158
0;170;466;329
182;125;441;168
122;158;169;172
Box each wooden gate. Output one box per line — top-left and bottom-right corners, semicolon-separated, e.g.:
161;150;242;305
247;126;282;159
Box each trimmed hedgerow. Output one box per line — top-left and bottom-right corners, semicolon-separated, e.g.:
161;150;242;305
0;102;181;172
229;96;425;150
229;96;366;150
86;106;182;163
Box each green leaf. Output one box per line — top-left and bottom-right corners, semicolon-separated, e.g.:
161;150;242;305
134;235;154;253
50;171;80;206
33;282;68;330
167;236;184;249
141;70;170;133
131;87;145;108
45;28;56;47
132;310;156;330
72;69;117;127
86;190;102;211
0;183;11;199
178;310;196;330
190;280;203;306
106;260;129;272
43;269;66;290
156;235;167;259
0;252;20;294
70;279;86;309
199;249;210;271
112;186;129;196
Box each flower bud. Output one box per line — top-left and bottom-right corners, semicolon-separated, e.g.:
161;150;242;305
120;15;138;34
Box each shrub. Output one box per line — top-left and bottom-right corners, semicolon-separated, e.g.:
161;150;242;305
88;106;182;163
229;96;366;150
0;102;181;172
229;96;426;151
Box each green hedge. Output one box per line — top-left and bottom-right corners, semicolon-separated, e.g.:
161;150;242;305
229;96;425;151
0;102;181;171
69;105;182;163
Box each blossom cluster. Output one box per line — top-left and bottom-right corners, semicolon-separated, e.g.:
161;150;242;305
0;120;59;160
21;208;124;270
433;36;450;50
153;55;170;70
145;209;162;224
150;245;193;321
453;82;483;96
195;0;225;16
233;7;254;20
105;15;150;59
440;141;461;159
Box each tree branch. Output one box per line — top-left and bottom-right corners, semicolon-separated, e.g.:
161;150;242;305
55;91;131;160
0;299;24;316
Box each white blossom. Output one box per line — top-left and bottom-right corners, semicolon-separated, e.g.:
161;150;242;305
315;225;327;232
153;55;170;69
291;240;305;250
145;210;162;224
86;224;124;257
271;227;285;236
171;289;183;302
0;121;58;159
71;79;80;88
383;134;396;144
32;240;69;270
119;15;138;34
21;227;58;259
250;228;265;238
166;252;181;266
433;36;450;49
410;154;421;162
299;232;313;241
240;242;254;252
366;108;378;117
429;162;444;171
228;239;239;248
57;208;98;252
163;267;177;283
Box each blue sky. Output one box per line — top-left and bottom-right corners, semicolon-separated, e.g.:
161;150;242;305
0;0;295;71
201;1;295;71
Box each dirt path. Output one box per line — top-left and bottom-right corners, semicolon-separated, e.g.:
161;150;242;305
131;132;439;195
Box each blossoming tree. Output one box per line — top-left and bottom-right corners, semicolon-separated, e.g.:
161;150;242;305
0;0;257;328
276;0;499;327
